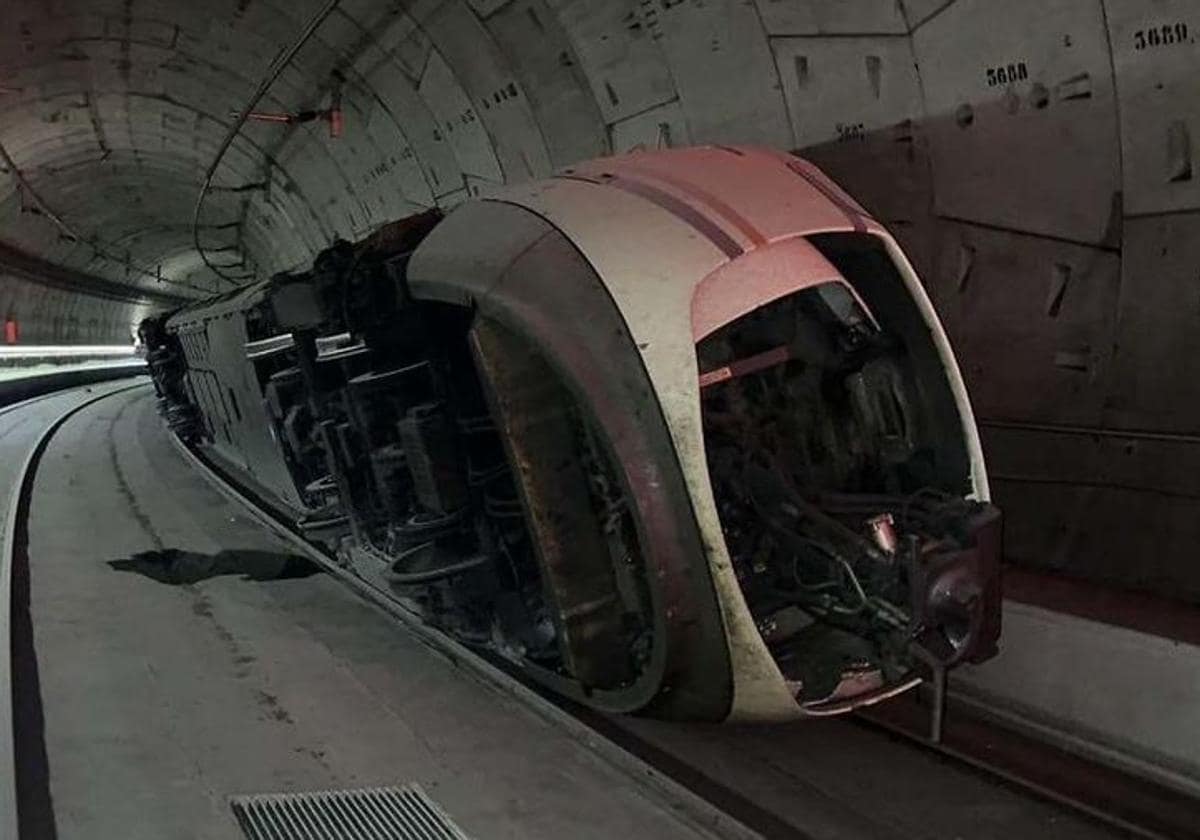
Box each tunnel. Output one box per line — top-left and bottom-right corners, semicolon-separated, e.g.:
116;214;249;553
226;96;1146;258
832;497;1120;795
1;1;1199;838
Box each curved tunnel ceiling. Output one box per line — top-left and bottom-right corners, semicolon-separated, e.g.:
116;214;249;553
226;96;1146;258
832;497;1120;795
0;0;1180;296
0;0;1191;344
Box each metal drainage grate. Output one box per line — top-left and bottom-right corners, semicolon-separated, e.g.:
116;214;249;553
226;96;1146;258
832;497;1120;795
230;783;472;840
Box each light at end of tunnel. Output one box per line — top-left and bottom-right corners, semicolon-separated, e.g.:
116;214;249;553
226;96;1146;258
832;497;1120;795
0;344;139;359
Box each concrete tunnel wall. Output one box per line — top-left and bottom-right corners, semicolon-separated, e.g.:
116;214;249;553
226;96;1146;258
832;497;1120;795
0;273;148;344
2;0;1198;601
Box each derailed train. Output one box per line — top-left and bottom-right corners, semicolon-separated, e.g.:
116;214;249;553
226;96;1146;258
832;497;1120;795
141;146;1001;722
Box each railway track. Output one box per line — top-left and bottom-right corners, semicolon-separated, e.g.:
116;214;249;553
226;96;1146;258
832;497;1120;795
3;382;1193;839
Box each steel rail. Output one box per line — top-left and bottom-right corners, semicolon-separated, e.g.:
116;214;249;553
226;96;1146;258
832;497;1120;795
0;378;150;838
0;391;66;423
856;699;1175;840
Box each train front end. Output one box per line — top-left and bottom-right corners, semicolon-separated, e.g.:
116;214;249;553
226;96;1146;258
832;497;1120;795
484;146;1002;720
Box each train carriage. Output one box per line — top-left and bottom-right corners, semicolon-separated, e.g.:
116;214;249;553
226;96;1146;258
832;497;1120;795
141;145;1001;722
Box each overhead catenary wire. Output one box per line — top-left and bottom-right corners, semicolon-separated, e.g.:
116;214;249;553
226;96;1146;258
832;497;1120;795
191;0;344;288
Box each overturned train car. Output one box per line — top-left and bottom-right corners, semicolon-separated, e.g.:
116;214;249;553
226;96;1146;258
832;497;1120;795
141;146;1001;722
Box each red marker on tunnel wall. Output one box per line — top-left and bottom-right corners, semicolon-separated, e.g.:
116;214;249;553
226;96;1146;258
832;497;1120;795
4;317;18;344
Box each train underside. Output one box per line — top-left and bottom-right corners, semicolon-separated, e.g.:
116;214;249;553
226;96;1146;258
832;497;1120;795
143;210;1000;721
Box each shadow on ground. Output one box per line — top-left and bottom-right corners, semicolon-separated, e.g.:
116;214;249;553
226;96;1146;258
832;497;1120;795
108;549;318;585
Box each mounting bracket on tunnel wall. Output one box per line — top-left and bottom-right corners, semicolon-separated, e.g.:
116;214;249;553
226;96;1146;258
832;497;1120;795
239;72;345;139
